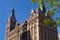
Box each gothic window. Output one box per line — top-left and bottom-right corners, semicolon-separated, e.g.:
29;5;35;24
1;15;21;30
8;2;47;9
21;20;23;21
30;26;34;40
31;26;33;35
21;31;27;40
34;25;37;34
34;25;37;40
40;24;44;40
10;20;15;31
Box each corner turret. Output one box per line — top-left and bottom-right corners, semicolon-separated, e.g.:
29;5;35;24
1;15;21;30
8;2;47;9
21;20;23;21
37;4;46;16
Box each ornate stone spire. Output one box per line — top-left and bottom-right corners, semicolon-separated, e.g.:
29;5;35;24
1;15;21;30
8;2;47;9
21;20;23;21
30;8;36;18
10;8;15;17
40;4;46;13
8;8;17;22
36;3;46;16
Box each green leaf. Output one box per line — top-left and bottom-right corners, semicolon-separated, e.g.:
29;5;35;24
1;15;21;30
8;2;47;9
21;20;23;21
52;2;60;7
56;18;60;26
44;18;57;27
31;0;37;4
45;0;48;2
45;5;50;8
38;0;43;7
44;18;52;25
47;8;56;17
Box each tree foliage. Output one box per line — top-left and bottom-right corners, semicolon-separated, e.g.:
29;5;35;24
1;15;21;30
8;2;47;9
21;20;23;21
31;0;60;27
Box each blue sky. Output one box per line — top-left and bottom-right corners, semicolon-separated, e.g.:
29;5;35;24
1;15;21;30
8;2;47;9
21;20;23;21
0;0;60;40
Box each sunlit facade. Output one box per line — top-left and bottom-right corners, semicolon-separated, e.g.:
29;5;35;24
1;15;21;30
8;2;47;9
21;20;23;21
6;5;58;40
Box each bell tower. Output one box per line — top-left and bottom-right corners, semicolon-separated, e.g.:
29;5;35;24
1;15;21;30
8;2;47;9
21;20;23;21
9;8;17;31
6;8;17;36
6;8;17;40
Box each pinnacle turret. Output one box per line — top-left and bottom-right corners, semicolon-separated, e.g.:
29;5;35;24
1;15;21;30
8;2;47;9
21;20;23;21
40;4;46;13
10;8;15;17
31;8;36;13
9;8;17;22
36;3;46;16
